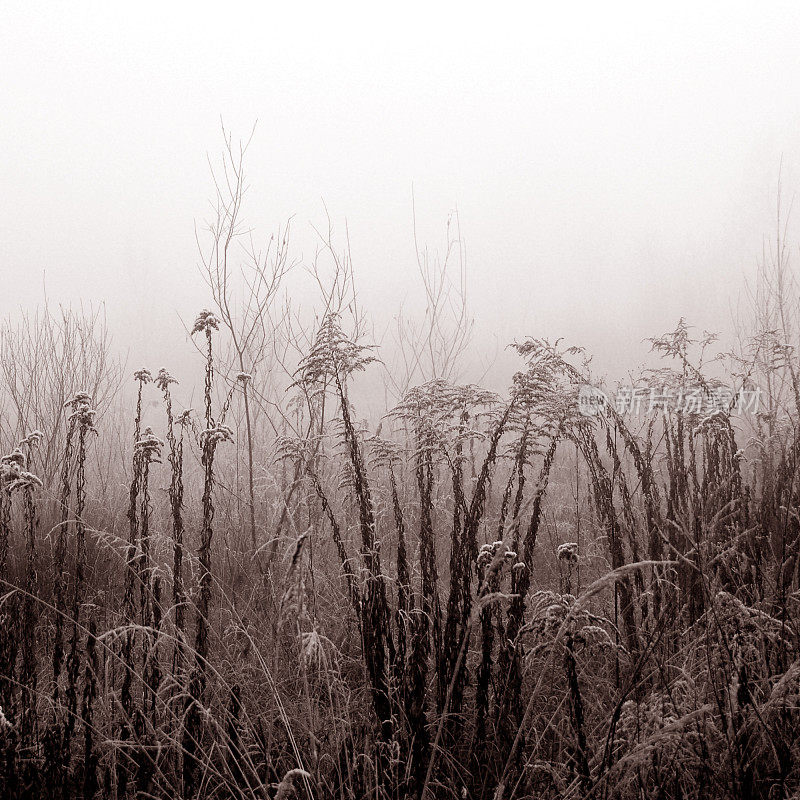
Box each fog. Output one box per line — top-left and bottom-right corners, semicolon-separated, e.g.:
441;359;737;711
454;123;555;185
7;9;800;792
4;1;800;383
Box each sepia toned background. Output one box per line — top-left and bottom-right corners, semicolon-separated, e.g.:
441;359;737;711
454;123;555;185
4;2;800;377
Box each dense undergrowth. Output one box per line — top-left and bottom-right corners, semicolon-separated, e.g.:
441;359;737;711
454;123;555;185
1;303;800;800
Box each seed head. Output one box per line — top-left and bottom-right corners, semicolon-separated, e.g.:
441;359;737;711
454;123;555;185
1;448;26;470
6;470;43;493
155;368;178;391
200;424;234;449
64;390;92;409
19;430;44;449
135;427;165;463
191;309;219;335
557;542;579;563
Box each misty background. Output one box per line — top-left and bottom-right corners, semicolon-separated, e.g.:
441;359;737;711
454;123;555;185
3;2;800;387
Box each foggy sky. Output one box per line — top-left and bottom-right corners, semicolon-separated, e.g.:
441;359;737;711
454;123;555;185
3;1;800;384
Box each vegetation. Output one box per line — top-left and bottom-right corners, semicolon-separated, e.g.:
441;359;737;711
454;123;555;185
2;149;800;799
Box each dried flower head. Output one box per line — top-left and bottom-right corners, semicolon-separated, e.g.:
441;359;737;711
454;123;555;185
200;423;234;450
69;404;97;427
477;540;516;571
64;390;92;409
65;393;98;434
6;470;43;493
557;542;579;563
191;309;219;335
155;368;178;391
1;448;26;470
367;435;404;469
135;426;165;463
19;430;44;449
299;629;335;671
134;368;153;384
295;312;377;388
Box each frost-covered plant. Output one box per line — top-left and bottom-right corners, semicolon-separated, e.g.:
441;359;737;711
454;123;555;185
157;369;188;669
184;308;232;798
296;313;395;750
1;443;42;746
190;310;219;336
295;311;377;391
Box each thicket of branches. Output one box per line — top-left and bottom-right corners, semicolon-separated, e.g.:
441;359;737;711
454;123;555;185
0;301;124;487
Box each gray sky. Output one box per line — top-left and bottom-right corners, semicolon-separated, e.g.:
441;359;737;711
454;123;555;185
3;1;800;383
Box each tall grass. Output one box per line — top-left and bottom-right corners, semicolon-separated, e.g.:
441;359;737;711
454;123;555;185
0;309;798;800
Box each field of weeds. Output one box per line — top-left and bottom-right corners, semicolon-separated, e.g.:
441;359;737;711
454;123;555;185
1;289;800;800
2;154;800;800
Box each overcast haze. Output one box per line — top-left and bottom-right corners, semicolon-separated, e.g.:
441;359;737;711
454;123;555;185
4;2;800;379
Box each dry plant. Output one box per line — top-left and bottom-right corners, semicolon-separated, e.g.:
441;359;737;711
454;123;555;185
1;186;800;800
